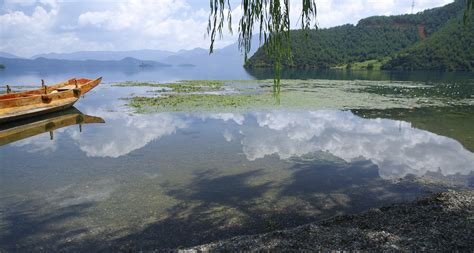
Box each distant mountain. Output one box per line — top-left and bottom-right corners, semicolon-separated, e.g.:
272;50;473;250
177;63;196;67
0;57;171;71
32;49;175;61
160;39;260;67
175;48;209;57
0;52;19;59
27;42;259;68
246;0;470;71
6;36;260;71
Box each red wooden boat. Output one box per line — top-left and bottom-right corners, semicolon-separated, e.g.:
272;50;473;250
0;77;101;123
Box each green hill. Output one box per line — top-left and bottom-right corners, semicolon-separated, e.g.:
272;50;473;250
245;0;470;71
381;16;474;71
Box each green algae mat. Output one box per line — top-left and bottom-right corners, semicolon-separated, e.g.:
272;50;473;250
114;79;474;113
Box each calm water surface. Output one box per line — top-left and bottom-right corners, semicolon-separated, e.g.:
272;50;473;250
1;68;473;251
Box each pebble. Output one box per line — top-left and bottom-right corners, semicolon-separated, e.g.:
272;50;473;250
187;190;474;251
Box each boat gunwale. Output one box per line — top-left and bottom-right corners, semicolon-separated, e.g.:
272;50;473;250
0;77;101;100
0;77;101;108
0;77;102;123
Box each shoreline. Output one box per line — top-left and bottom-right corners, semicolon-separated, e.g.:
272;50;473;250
187;190;473;251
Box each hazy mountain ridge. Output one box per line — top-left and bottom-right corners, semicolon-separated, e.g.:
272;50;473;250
0;57;171;71
0;52;19;59
160;40;260;67
0;38;259;70
32;49;175;61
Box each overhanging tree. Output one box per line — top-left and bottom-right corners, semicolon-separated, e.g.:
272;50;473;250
208;0;317;93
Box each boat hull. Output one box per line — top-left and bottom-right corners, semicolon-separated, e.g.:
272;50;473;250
0;77;101;123
0;97;78;123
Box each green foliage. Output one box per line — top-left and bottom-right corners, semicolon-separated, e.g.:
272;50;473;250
0;64;4;69
464;0;473;24
247;22;418;69
208;0;317;91
382;17;474;71
246;0;468;71
348;58;389;70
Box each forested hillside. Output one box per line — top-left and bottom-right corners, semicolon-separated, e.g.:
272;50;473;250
245;0;470;71
382;16;474;71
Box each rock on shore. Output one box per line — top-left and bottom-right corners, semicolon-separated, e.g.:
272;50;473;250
188;190;473;251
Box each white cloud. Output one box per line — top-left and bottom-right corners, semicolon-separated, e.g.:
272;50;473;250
3;0;38;8
73;0;234;52
0;2;104;57
78;0;189;30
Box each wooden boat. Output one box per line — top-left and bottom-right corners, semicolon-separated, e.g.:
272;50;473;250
0;77;102;123
0;107;105;146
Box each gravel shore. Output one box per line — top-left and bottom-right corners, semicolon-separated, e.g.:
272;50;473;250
187;190;474;251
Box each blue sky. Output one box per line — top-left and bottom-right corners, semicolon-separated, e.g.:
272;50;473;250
0;0;453;57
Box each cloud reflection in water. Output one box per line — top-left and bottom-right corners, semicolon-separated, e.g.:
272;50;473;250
8;109;473;179
239;110;474;179
70;109;191;158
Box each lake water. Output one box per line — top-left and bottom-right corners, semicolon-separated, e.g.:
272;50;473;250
1;66;473;251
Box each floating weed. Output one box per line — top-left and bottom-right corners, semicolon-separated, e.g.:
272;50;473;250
112;81;163;87
359;83;474;99
113;80;227;93
127;93;275;113
123;79;473;113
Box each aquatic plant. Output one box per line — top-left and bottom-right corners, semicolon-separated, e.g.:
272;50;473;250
122;79;472;113
114;80;226;93
359;83;474;99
